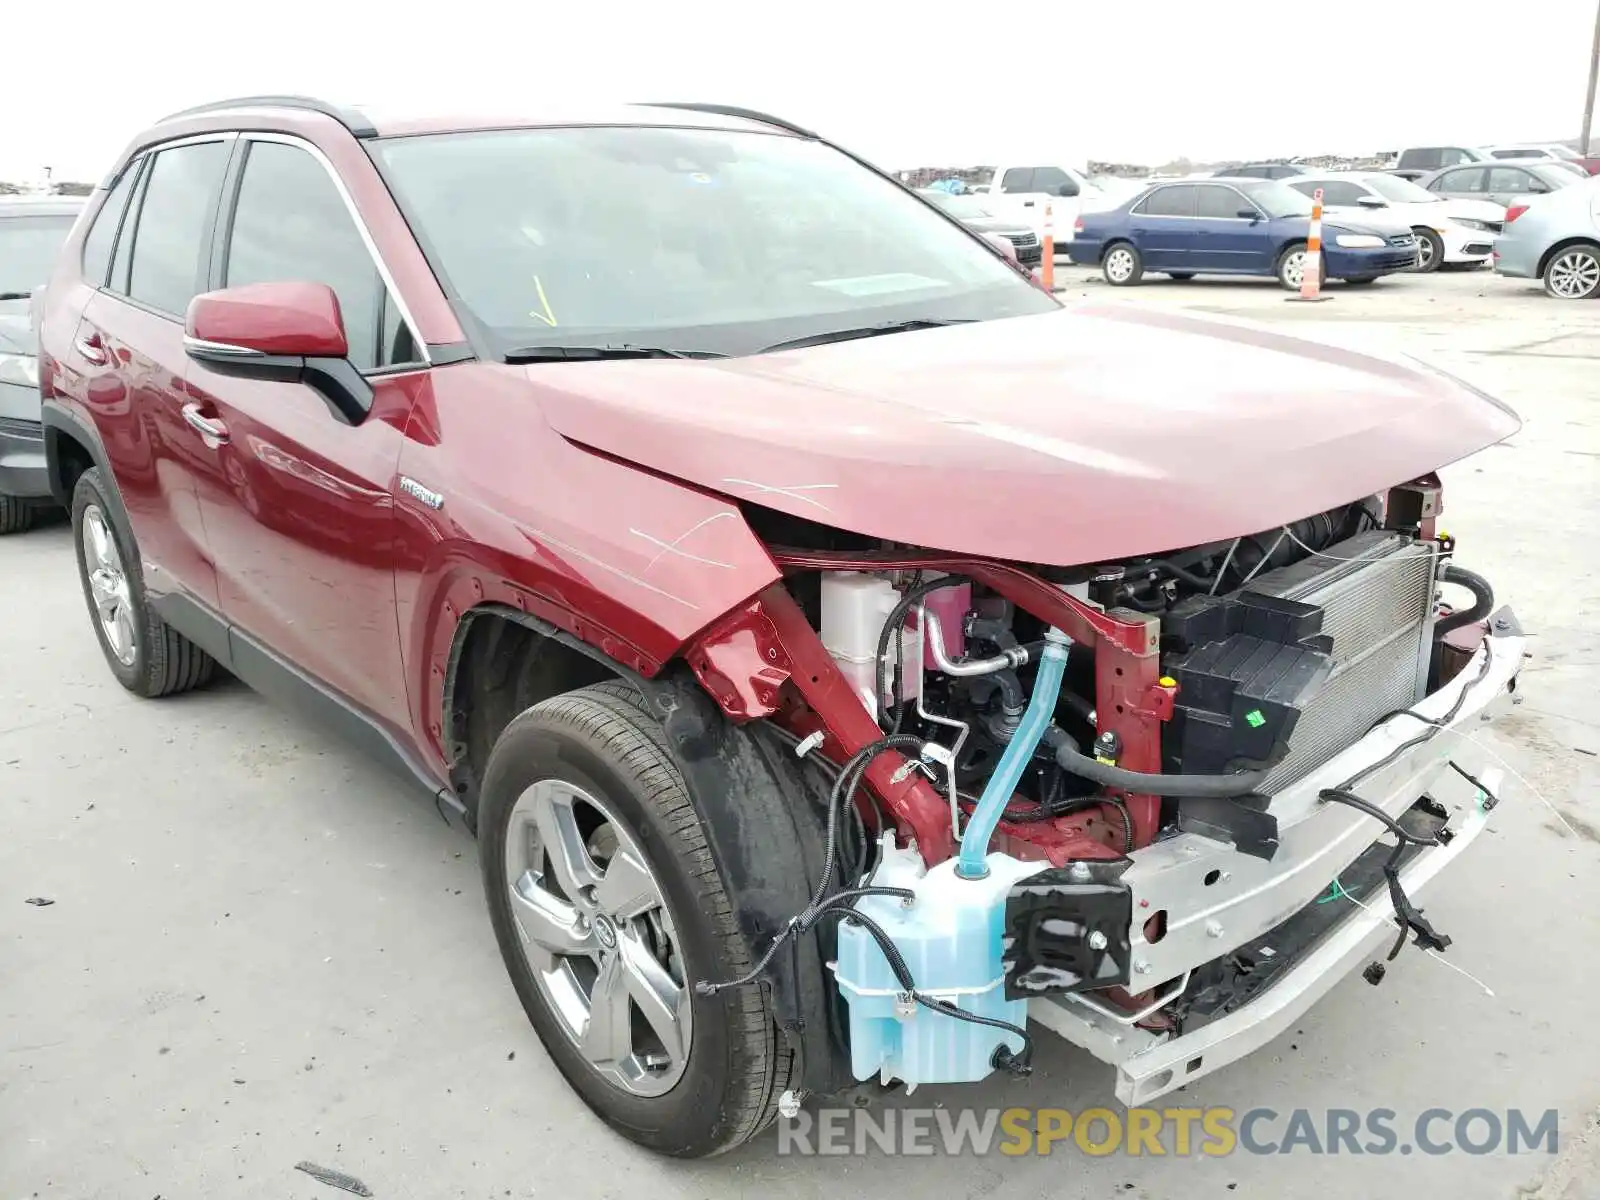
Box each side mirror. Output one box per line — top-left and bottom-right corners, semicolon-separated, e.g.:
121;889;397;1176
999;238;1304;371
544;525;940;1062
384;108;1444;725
184;281;372;424
1237;208;1264;221
1057;182;1080;197
1528;182;1550;194
982;232;1018;263
1357;195;1387;208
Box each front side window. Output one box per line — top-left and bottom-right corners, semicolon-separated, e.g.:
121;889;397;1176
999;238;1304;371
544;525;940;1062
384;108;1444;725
80;166;140;288
373;127;1054;358
1236;181;1314;218
1031;166;1078;196
126;140;231;316
224;140;412;371
0;212;79;298
1136;186;1197;217
1432;168;1485;193
1194;185;1247;218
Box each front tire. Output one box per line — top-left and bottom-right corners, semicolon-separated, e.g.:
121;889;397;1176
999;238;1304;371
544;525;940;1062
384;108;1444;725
1543;243;1600;299
0;493;38;535
1412;228;1444;273
1276;242;1324;291
1102;242;1144;286
479;683;794;1157
70;467;217;697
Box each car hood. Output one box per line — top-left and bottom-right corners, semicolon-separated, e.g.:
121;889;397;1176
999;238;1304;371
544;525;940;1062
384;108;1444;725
959;214;1035;236
0;302;34;356
1436;197;1507;224
529;306;1520;565
1315;212;1410;238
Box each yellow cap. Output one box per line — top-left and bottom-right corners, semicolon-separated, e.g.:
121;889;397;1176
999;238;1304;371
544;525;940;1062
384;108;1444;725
1159;676;1177;688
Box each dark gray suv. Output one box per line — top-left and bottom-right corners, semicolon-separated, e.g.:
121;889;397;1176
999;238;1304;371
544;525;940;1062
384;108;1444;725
1;196;82;532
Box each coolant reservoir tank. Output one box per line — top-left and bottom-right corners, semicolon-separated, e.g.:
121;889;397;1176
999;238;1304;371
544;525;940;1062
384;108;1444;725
819;573;922;717
833;838;1041;1086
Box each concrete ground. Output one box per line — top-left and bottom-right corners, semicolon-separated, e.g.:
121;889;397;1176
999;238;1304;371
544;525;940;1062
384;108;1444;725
4;267;1599;1199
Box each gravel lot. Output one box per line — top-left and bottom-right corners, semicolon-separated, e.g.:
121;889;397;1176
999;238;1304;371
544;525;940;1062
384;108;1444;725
4;267;1599;1199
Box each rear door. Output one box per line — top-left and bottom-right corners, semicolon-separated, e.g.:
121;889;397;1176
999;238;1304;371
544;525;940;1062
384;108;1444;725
1192;183;1270;272
1128;185;1198;270
72;135;235;609
182;135;426;727
1027;166;1082;241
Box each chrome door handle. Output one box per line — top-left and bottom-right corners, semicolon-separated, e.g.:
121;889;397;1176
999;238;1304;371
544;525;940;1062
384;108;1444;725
74;331;108;365
181;403;230;445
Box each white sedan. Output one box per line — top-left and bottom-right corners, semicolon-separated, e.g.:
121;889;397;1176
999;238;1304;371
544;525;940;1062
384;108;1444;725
1283;172;1504;272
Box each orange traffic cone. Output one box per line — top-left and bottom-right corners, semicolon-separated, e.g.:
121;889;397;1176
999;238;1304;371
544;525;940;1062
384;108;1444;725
1292;187;1329;302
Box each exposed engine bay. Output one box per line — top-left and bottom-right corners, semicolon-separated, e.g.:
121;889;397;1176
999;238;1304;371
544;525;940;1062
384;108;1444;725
696;479;1516;1098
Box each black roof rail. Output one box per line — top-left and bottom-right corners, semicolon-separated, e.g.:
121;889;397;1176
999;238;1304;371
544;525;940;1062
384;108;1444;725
157;95;377;138
637;102;817;140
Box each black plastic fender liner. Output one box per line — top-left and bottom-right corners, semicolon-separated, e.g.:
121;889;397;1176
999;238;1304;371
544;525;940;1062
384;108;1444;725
632;668;855;1100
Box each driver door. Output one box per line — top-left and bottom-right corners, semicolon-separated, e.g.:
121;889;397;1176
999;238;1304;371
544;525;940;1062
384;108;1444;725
181;135;427;729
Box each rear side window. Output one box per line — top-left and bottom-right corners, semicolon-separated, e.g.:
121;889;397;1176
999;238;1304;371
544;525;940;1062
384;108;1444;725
1487;168;1537;194
80;165;140;287
999;168;1034;193
1403;149;1442;170
1137;185;1197;217
222;140;411;372
126;140;231;316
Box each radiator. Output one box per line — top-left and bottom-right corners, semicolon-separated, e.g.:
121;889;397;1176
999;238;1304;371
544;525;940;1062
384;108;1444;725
1243;531;1439;792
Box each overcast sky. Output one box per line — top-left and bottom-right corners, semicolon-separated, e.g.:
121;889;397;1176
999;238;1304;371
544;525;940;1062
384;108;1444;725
7;0;1598;181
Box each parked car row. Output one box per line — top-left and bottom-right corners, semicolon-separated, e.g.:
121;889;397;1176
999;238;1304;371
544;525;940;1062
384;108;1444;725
1063;166;1600;299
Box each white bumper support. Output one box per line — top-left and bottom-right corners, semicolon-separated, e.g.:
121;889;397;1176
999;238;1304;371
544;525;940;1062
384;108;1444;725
1029;621;1526;1103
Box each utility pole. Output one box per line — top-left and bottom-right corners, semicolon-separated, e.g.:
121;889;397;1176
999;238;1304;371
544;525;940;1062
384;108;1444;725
1584;0;1600;154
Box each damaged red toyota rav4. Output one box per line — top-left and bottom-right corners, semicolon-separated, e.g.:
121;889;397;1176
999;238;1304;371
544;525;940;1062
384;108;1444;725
36;97;1525;1157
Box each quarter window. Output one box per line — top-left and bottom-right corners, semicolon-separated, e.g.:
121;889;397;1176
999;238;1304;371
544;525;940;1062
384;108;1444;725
224;140;412;371
126;140;231;315
1486;168;1537;194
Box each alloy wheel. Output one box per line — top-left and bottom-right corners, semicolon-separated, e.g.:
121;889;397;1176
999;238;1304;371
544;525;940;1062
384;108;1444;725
81;505;137;667
1547;250;1600;299
1105;248;1136;283
504;779;691;1097
1282;250;1307;288
1416;236;1434;270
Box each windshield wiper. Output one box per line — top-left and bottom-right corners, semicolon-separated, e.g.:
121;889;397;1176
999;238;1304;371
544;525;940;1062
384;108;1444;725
758;318;975;354
0;291;32;302
503;344;727;363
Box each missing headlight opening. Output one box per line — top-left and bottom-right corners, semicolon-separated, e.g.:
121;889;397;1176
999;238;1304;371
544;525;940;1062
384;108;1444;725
693;476;1522;1099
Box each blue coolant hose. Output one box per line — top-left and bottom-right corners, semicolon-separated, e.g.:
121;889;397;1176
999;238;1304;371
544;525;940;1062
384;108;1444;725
956;628;1071;879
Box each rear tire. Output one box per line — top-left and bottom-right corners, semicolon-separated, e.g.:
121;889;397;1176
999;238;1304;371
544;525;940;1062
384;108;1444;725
70;468;218;698
0;494;37;535
478;683;795;1158
1102;242;1144;286
1542;243;1600;299
1345;276;1379;285
1412;228;1444;273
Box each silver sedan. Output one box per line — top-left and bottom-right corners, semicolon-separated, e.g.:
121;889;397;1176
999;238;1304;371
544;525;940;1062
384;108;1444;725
1419;160;1582;209
1491;175;1600;299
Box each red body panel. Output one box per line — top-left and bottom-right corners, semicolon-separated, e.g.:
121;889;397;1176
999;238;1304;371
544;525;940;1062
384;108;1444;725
531;305;1519;565
390;364;782;776
35;101;1524;872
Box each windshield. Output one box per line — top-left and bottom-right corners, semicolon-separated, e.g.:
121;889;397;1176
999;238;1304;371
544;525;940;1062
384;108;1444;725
0;213;77;296
922;192;996;219
1237;179;1314;218
373;127;1054;357
1363;174;1439;204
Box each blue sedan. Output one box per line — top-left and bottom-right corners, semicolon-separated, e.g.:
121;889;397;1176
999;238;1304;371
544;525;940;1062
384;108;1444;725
1069;178;1419;289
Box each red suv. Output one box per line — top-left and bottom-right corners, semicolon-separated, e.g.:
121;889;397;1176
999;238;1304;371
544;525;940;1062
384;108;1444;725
37;96;1525;1158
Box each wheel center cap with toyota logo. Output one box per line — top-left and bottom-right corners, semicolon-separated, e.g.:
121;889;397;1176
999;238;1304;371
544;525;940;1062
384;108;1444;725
593;914;618;950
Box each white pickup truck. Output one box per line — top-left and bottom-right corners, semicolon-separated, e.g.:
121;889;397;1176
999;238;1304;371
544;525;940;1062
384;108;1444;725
969;162;1138;248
